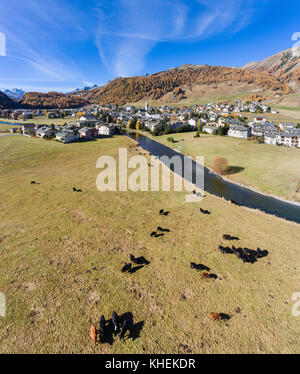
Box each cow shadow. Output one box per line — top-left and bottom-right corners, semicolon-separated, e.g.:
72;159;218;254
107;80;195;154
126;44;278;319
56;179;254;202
128;321;144;341
226;166;245;175
97;320;114;346
120;312;134;326
128;265;144;274
120;312;144;341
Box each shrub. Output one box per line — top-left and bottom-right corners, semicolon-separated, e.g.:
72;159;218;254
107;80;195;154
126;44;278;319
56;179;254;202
129;119;137;129
212;157;229;175
216;126;229;136
167;137;176;143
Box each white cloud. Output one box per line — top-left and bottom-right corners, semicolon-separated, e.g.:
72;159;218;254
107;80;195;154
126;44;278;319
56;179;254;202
0;0;261;88
94;0;259;76
0;0;91;88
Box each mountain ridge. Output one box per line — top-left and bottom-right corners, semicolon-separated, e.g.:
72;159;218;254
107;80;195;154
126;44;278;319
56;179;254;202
0;91;15;109
3;88;25;100
243;48;300;91
77;63;291;106
1;49;299;109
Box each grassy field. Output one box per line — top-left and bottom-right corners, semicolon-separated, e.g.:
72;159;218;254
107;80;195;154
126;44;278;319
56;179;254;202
243;111;300;125
265;93;300;121
0;116;74;126
0;135;299;354
273;106;300;112
152;132;300;201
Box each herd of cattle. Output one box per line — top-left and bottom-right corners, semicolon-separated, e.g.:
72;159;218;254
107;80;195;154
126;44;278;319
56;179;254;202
89;203;268;345
90;311;132;345
29;180;268;347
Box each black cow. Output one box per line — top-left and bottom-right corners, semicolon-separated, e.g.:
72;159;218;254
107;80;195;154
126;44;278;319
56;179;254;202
99;315;105;343
190;262;210;272
200;208;211;215
112;311;119;334
218;245;233;254
122;263;132;273
130;254;150;265
223;234;239;241
157;227;171;233
237;252;248;263
120;319;130;340
73;187;82;192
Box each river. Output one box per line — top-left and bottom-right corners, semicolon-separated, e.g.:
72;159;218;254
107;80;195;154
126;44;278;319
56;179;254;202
126;131;300;224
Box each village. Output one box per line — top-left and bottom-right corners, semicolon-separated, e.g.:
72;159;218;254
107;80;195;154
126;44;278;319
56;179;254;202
0;100;300;147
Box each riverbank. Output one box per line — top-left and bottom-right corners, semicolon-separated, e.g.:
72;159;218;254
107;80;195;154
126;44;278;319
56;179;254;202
129;129;300;204
125;130;300;224
0;121;22;126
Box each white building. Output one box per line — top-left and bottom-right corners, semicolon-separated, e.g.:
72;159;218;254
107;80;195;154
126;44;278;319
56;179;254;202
228;125;251;138
222;108;231;115
251;123;276;137
202;125;217;135
98;124;114;136
218;117;228;127
279;123;296;131
188;119;197;128
264;133;278;145
253;117;266;124
56;131;80;144
144;121;158;132
145;113;161;120
277;133;299;147
36;127;56;138
251;125;264;137
125;106;135;112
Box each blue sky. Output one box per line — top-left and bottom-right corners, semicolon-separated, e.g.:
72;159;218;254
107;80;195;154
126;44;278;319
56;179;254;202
0;0;300;92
